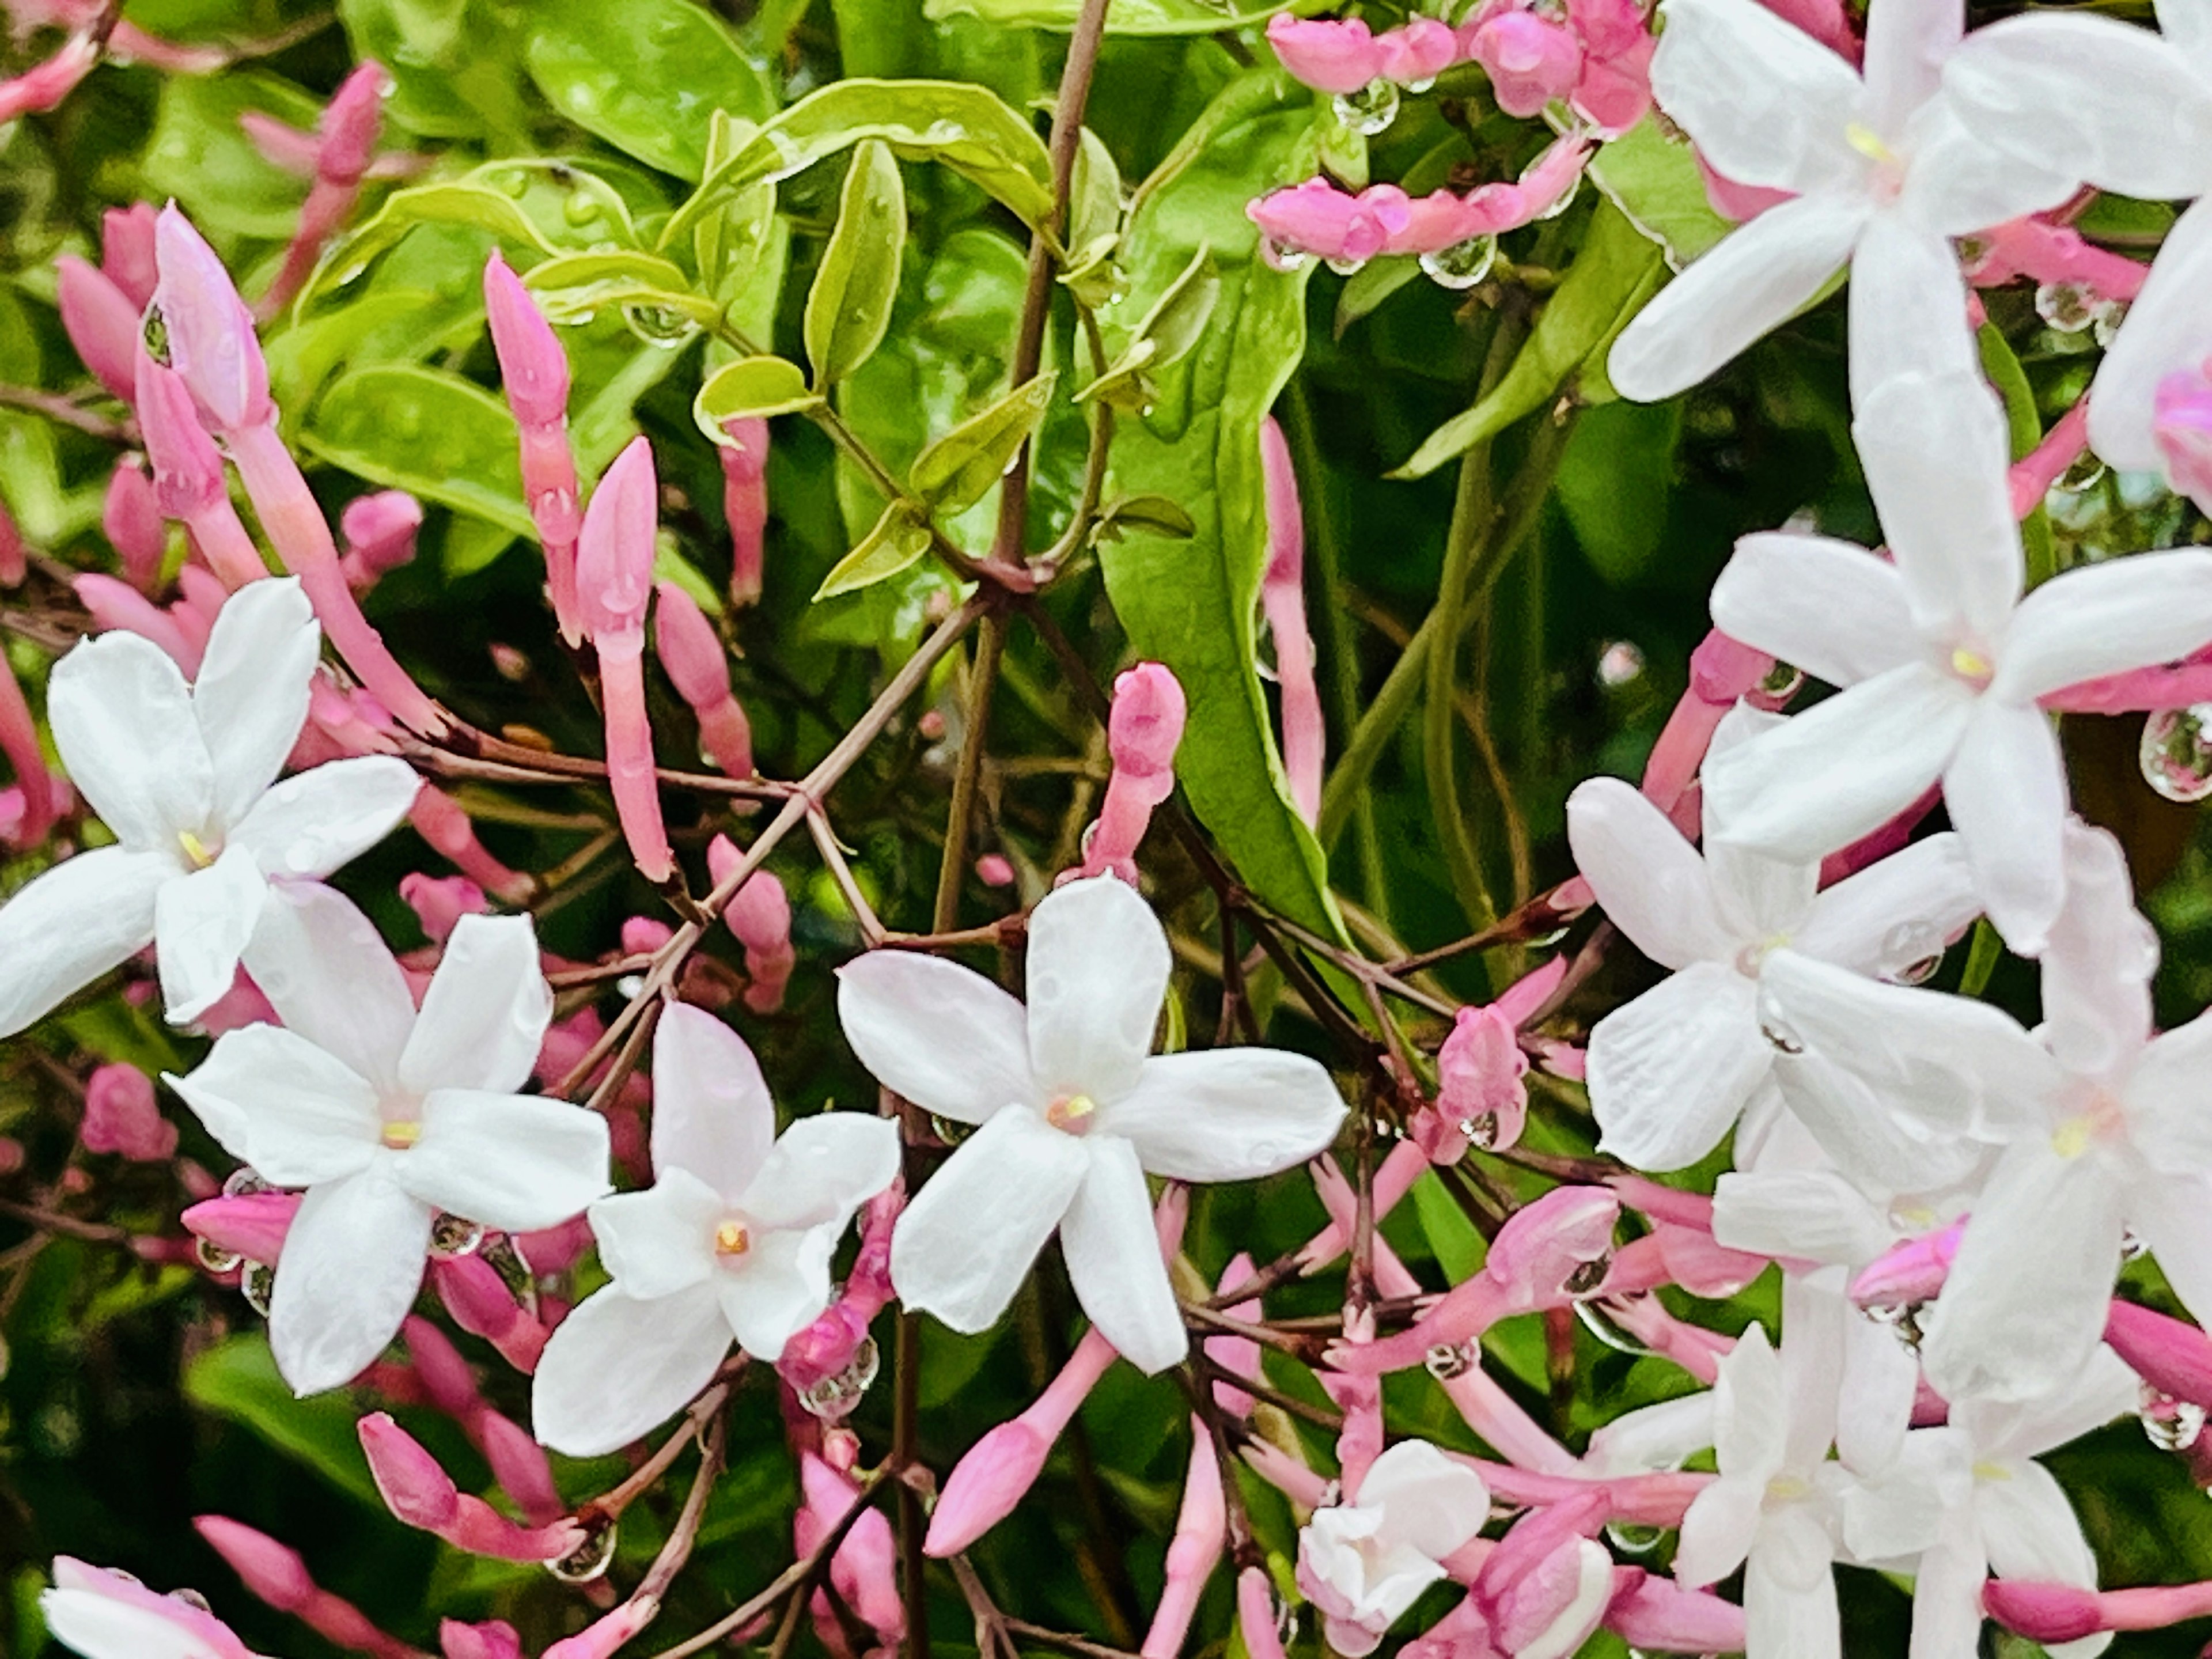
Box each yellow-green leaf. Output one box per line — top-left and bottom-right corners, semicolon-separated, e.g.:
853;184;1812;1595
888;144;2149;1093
694;356;822;440
909;372;1058;515
805;141;907;389
814;502;933;599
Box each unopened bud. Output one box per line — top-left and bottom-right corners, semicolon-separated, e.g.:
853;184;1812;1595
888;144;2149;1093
359;1412;461;1530
101;203;161;310
399;873;488;944
193;1516;315;1612
81;1062;176;1161
484;252;570;431
1266;15;1387;93
153;206;272;433
576;437;658;641
56;256;143;404
926;1421;1052;1556
135;355;230;521
105;461;166;592
1469;10;1583;118
1980;1580;2105;1644
318;61;389;187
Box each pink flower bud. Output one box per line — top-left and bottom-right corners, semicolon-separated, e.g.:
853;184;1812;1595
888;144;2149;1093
434;1253;549;1372
1486;1185;1619;1302
480;1408;565;1529
399;873;489;944
1109;661;1185;792
799;1452;903;1642
153;205;272;434
1469;9;1584;118
318;61;389;188
341;490;422;587
1435;1004;1531;1154
55;256;142;404
1687;628;1773;704
194;1516;315;1612
577;437;658;641
80;1062;176;1160
104;460;165;592
1266;14;1387;94
720;416;769;607
442;1620;527;1659
1482;1510;1612;1658
976;852;1014;887
1980;1581;2105;1644
1847;1222;1963;1310
2156;365;2212;516
1247;177;1412;264
75;571;198;670
2104;1300;2212;1412
541;1600;662;1659
411;787;531;905
361;1411;460;1530
101;203;161;310
484;251;570;433
182;1190;300;1264
47;1557;257;1659
0;499;24;588
1603;1572;1746;1655
622;915;675;955
0;32;99;125
135;355;228;520
653;580;730;708
239;109;323;176
926;1420;1053;1556
1238;1566;1290;1659
724;858;793;1013
1381;17;1462;82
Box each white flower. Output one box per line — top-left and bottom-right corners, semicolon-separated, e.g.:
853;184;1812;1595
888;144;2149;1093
835;874;1346;1373
1296;1440;1492;1657
43;1558;260;1659
0;577;418;1032
1757;822;2212;1403
1567;704;1981;1178
1703;368;2212;954
1674;1301;1848;1659
1604;0;2183;406
532;1003;900;1457
1840;1347;2136;1659
168;882;610;1396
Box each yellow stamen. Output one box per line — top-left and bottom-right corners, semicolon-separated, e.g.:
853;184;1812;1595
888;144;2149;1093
1950;646;1993;683
1764;1472;1812;1504
1844;122;1895;164
715;1220;751;1256
2051;1116;2094;1160
178;829;215;869
381;1120;423;1150
1044;1093;1097;1134
1972;1459;2013;1482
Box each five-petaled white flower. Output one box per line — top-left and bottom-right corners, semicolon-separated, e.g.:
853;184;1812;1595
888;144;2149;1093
835;874;1346;1373
168;882;611;1396
0;577;417;1033
532;1002;901;1457
1297;1440;1493;1657
1703;368;2212;954
1569;704;1981;1180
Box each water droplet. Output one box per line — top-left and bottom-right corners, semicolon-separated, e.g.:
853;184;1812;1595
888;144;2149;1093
1457;1112;1498;1151
2036;280;2097;333
1604;1518;1665;1555
194;1236;243;1276
2056;452;2108;494
1757;659;1806;702
429;1214;486;1257
169;1588;213;1613
142;305;171;368
2141;704;2212;802
222;1166;272;1198
929;1115;975;1148
499;172;531;198
546;1516;618;1584
798;1335;882;1421
1878;920;1946;986
2141;1383;2206;1452
1860;1299;1925;1350
622;304;696;348
1419;233;1499;291
1535;175;1582;221
562;194;601;228
1596;639;1645;687
2093;298;2129;349
1332;78;1400;135
1563;1255;1611;1297
1260;238;1313;275
1324;254;1369;276
1425;1341;1475;1380
240;1259;275;1317
1759;1011;1805;1055
2122;1228;2150;1262
1573;1295;1658;1357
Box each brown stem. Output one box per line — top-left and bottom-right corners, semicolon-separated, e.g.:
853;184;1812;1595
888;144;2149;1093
636;1414;728;1603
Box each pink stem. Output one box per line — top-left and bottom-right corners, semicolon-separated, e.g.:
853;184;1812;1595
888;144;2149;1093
599;635;673;882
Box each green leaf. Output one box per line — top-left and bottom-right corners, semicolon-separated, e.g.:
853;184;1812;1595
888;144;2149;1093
301;181;554;308
1081;245;1221;410
1557;399;1681;584
142;72;328;240
1093;493;1196;540
814;502;934;599
184;1334;382;1507
1095;70;1347;945
305;365;532;536
695;357;823;439
1411;1169;1486;1283
523;0;777;181
910;372;1058;514
662;79;1055;248
1586;115;1733;268
1392;198;1666;479
696;112;789;345
806;142;908;389
1979;321;2057;586
925;0;1294;33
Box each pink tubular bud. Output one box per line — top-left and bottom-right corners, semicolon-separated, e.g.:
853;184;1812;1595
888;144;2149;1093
0;32;99;124
2105;1301;2212;1412
654;581;755;778
976;853;1014;887
1980;1581;2105;1645
1108;661;1185;790
541;1600;662;1659
153;205;272;434
1142;1427;1226;1659
1469;9;1584;118
1604;1571;1747;1654
399;873;488;944
577;437;658;641
0;498;24;588
720;417;770;607
104;460;165;591
319;62;388;188
1247;177;1411;265
360;1412;460;1531
926;1420;1054;1557
182;1190;300;1265
484;251;571;431
480;1408;566;1529
410;787;531;904
1380;16;1461;82
1260;417;1322;826
341;490;422;589
76;571;198;670
0;653;54;843
102;202;160;309
193;1516;315;1612
1847;1222;1964;1310
80;1062;176;1160
1237;1567;1290;1659
622;914;675;956
1687;628;1774;705
135;355;227;518
433;1253;549;1372
239;109;323;176
1266;15;1387;94
442;1620;527;1659
725;862;793;1013
1478;1498;1612;1657
55;256;142;404
802;1455;903;1644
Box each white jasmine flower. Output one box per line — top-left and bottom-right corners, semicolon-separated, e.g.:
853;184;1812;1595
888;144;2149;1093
1704;368;2212;953
1297;1440;1492;1656
168;883;610;1396
835;874;1346;1373
0;577;417;1032
532;1003;901;1457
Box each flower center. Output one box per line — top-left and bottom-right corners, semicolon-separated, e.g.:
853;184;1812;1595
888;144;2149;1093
1843;122;1907;198
381;1120;422;1149
2051;1090;2126;1159
1949;646;1994;687
1045;1093;1097;1135
1734;933;1790;976
1972;1459;2013;1483
715;1219;752;1257
1763;1471;1812;1506
177;829;218;869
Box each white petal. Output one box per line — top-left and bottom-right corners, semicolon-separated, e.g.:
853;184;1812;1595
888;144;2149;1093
2039;823;2156;1078
1712;1169;1892;1264
268;1162;431;1395
1978;1458;2097;1586
1837;1310;1919;1476
167;1023;381;1185
740;1113;903;1232
889;1105;1089;1334
1942;700;2067;956
40;1586;241;1659
1060;1134;1184;1373
1099;1048;1346;1182
1850;369;2020;643
1840;1427;1963;1561
836;949;1039;1124
1997;550;2212;703
1779;1272;1846;1465
1648;0;1867;194
2127;1015;2212;1171
1771;1051;1988;1194
1025;874;1170;1105
1607;194;1869;402
153;843;267;1025
1707;533;1919;691
226;756;419;882
1906;1536;1994;1659
48;628;212;851
1702;664;1973;863
192;576;319;831
1791;832;1980;977
589;1168;721;1300
1922;1141;2125;1404
238;879;415;1093
1350;1440;1490;1559
1744;1507;1840;1659
1585;1393;1715;1474
0;847;166;1037
530;1283;732;1457
650;1002;776;1198
2089;196;2212;472
2124;1173;2212;1332
1844;215;1980;411
397;1089;611;1233
717;1224;836;1360
1896;98;2080;236
1714;1321;1788;1482
1961;1344;2142;1462
399;912;552;1097
1586;963;1768;1172
1859;0;1960;137
1565;777;1733;969
1674;1478;1763;1589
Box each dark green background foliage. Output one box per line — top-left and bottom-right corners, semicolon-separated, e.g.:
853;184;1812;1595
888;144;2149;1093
0;0;2208;1655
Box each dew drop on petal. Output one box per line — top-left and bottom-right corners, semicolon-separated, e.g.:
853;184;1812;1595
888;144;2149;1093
195;1236;243;1276
1574;1294;1657;1357
1332;78;1400;135
2035;280;2097;333
2141;1382;2206;1452
1756;659;1806;702
1324;253;1369;276
2121;1227;2150;1262
429;1214;486;1257
1562;1254;1611;1297
2141;704;2212;802
1419;233;1498;291
168;1589;214;1613
1860;1298;1925;1350
240;1259;275;1318
1457;1111;1499;1151
1260;238;1313;275
1604;1518;1665;1554
1878;920;1946;986
798;1335;882;1421
222;1166;273;1198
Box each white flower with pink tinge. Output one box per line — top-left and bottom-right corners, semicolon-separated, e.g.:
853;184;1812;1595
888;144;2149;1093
1297;1440;1492;1656
836;875;1345;1373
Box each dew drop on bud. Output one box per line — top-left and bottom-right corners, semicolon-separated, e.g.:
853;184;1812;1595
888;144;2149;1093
2093;298;2128;349
1596;640;1645;688
222;1166;273;1198
546;1516;619;1584
1878;920;1946;986
1759;1012;1805;1055
1574;1294;1658;1357
2140;704;2212;802
240;1259;276;1318
1604;1518;1665;1555
168;1588;213;1613
1419;233;1498;291
195;1236;243;1276
2141;1382;2206;1452
142;304;171;368
1756;659;1806;703
1331;78;1400;135
1325;254;1369;276
1424;1341;1474;1380
1457;1112;1498;1151
2035;280;2097;333
798;1335;882;1421
429;1214;486;1257
1562;1254;1611;1297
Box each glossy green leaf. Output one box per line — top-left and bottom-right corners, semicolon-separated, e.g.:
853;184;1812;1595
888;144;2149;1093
695;357;823;439
340;0;533;142
925;0;1294;33
1392;199;1666;479
806;142;908;389
696;112;789;346
300;183;554;310
662;79;1055;247
523;0;776;181
910;373;1058;515
1093;493;1196;541
184;1335;381;1507
815;502;934;599
142;72;327;240
1586;115;1733;268
1080;246;1221;410
1095;70;1346;944
1557;399;1681;584
305;365;532;536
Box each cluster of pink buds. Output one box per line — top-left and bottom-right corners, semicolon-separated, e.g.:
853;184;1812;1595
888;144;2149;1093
1068;661;1184;883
